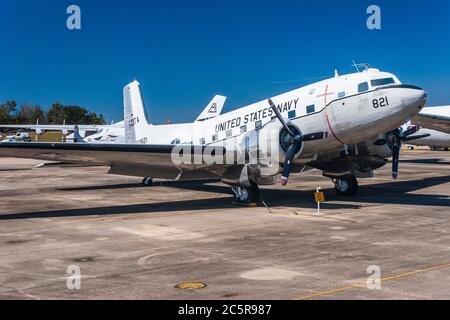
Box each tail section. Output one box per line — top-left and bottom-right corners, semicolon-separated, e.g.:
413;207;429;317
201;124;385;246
73;125;86;143
195;95;226;122
124;80;152;143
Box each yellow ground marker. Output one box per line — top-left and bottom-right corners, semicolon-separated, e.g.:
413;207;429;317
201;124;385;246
293;262;450;300
175;282;207;289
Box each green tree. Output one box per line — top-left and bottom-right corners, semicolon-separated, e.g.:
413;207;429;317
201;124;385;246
0;101;17;123
47;102;65;124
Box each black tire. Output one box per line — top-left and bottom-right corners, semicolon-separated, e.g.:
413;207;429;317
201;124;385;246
142;177;153;186
335;175;358;196
233;181;260;205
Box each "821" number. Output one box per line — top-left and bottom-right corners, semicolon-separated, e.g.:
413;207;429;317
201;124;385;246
372;97;389;108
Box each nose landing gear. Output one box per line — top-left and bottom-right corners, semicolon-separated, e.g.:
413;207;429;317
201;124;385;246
231;181;260;205
333;175;359;196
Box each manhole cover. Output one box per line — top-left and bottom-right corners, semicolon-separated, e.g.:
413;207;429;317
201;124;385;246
175;282;207;289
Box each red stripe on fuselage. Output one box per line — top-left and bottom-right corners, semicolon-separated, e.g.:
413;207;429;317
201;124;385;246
321;85;346;145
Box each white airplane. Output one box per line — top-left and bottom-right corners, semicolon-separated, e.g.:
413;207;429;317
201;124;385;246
0;120;124;142
407;106;450;150
66;121;126;143
0;96;227;144
1;130;32;142
0;67;436;205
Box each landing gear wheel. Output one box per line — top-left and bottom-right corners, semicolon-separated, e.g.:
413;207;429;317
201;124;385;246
334;175;358;196
142;177;153;187
232;181;260;205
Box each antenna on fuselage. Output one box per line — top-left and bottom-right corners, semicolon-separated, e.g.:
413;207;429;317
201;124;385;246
351;60;370;72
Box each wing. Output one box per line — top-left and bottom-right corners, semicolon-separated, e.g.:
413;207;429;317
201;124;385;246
0;142;230;180
413;106;450;134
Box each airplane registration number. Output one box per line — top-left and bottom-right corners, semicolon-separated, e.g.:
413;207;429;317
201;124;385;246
372;97;389;108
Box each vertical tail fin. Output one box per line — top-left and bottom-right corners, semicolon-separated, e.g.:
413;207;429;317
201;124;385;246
73;125;86;143
195;95;226;122
123;80;151;143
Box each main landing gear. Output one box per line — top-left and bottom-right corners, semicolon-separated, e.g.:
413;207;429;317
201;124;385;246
231;181;260;205
142;177;153;186
333;175;359;196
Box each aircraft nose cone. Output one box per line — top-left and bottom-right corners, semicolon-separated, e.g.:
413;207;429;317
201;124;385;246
403;85;427;110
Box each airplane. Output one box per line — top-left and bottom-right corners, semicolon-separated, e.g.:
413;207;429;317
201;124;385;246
0;96;227;144
0;67;437;205
0;120;124;142
407;106;450;151
1;130;32;142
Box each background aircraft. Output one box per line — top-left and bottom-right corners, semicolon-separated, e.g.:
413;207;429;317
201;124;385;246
0;96;227;144
407;106;450;150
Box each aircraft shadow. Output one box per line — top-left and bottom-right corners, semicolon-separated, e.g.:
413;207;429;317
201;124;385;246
399;158;450;165
1;175;449;221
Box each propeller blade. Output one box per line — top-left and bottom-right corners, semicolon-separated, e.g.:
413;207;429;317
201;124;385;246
404;133;431;142
392;141;401;180
402;125;420;138
281;144;300;185
268;99;295;137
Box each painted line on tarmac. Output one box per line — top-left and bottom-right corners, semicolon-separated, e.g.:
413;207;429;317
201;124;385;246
293;262;450;300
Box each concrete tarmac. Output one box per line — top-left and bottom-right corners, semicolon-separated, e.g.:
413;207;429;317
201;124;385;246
0;150;449;299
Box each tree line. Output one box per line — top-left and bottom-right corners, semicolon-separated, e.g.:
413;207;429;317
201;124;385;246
0;101;106;125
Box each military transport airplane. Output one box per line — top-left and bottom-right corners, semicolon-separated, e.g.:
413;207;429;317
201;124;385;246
0;67;433;204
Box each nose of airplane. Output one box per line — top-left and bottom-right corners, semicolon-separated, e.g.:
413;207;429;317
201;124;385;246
387;85;427;122
400;85;427;113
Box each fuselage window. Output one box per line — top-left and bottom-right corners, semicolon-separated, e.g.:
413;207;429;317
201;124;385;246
240;125;247;133
358;82;369;93
306;105;315;114
212;134;218;142
226;130;233;138
200;138;205;145
255;120;262;129
371;78;395;87
288;110;296;119
338;91;345;98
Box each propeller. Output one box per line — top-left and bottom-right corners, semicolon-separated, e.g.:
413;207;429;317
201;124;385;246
268;99;326;185
374;125;420;180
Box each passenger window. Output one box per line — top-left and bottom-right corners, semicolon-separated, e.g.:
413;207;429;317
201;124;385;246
200;138;205;145
212;134;218;142
306;105;315;114
358;82;369;93
338;91;345;98
288;110;296;119
226;130;233;138
255;120;262;129
240;125;247;133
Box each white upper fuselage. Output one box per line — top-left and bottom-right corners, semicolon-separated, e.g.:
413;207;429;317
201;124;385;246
128;68;426;162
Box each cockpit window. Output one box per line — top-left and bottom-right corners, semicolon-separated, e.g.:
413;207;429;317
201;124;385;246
371;78;395;87
358;82;369;93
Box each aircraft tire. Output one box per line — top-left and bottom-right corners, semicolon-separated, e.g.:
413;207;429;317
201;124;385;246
334;175;358;196
233;181;260;205
142;177;153;187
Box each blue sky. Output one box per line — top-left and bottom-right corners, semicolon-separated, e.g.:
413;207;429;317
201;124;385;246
1;0;449;123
